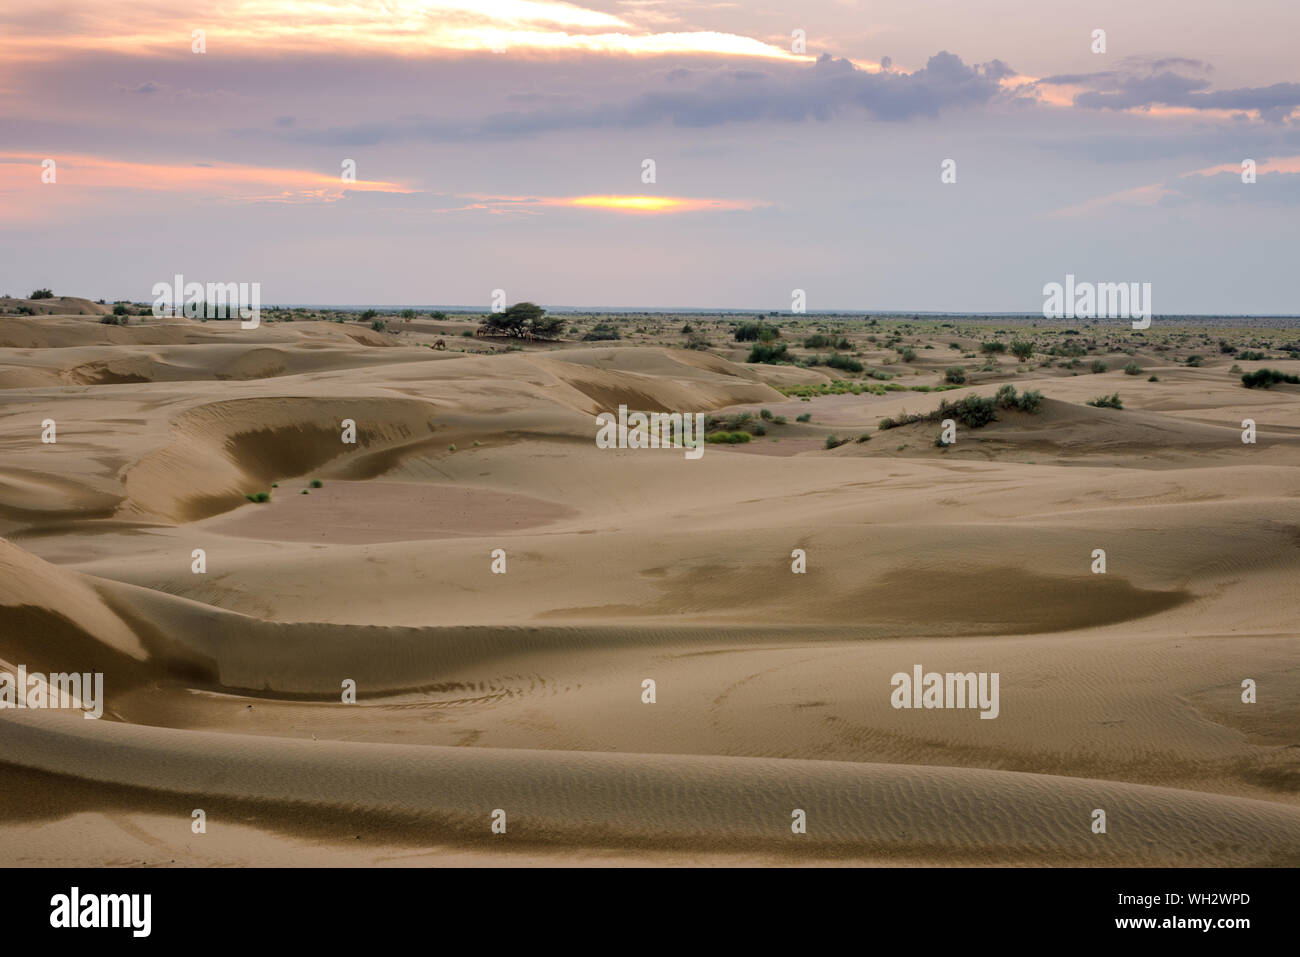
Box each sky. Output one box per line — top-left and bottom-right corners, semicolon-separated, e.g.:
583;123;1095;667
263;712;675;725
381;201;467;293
2;0;1299;313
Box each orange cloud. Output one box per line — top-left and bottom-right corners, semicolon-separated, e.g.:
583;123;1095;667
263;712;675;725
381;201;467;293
1183;156;1300;177
0;152;407;199
470;193;767;214
0;0;807;62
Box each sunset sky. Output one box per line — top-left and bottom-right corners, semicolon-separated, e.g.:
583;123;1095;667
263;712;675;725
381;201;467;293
2;0;1298;311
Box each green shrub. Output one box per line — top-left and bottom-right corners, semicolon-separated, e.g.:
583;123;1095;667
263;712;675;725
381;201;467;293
937;394;997;428
1241;368;1300;389
1124;362;1142;375
735;321;777;342
826;352;863;373
582;323;621;341
760;408;774;420
1086;393;1123;409
309;479;323;488
856;433;871;443
979;341;1006;355
944;366;966;385
1185;355;1203;367
370;319;387;332
29;288;54;300
795;413;811;422
705;430;752;444
825;434;849;449
803;333;833;348
747;342;789;364
898;346;917;362
995;384;1042;413
1148;375;1159;382
245;491;271;503
1010;339;1035;362
1090;359;1107;373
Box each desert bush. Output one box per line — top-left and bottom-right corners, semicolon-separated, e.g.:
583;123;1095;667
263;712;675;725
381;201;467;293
795;413;811;422
1086;393;1123;409
995;384;1042;413
735;321;778;342
370;319;387;332
245;491;270;503
1090;359;1107;373
803;333;833;348
1124;361;1142;375
582;323;621;341
705;411;753;432
825;434;849;449
1148;375;1159;382
898;346;917;362
937;394;997;428
944;366;966;385
826;352;863;373
705;430;752;444
1238;350;1267;361
747;342;789;364
980;341;1006;355
1010;339;1035;362
1185;354;1204;367
29;288;54;299
1241;368;1300;389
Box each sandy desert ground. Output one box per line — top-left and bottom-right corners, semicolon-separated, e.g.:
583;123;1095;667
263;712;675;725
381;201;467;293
1;299;1297;866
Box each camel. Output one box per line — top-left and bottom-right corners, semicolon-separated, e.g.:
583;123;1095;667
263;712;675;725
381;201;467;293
433;338;446;350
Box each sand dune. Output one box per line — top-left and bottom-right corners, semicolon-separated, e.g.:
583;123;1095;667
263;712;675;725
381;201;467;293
2;709;1297;865
1;311;1297;866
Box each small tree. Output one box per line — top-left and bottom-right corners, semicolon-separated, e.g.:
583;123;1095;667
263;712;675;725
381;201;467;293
1010;339;1034;362
30;288;54;300
530;312;566;339
483;301;544;337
